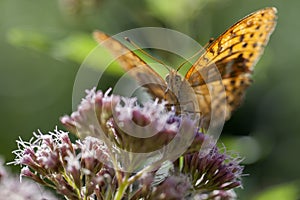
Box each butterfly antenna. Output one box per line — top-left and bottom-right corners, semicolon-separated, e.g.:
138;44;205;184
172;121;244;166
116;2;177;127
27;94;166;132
176;37;215;72
125;37;170;72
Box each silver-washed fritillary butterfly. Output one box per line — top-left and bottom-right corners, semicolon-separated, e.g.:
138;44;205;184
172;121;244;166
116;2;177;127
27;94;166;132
94;7;277;129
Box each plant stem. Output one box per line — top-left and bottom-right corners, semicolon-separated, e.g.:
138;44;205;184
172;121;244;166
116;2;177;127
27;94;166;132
114;179;128;200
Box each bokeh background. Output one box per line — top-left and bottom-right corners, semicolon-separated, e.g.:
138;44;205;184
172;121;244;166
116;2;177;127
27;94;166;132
0;0;299;199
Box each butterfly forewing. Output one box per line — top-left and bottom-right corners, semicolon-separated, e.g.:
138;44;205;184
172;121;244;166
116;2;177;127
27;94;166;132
185;7;277;125
93;31;168;100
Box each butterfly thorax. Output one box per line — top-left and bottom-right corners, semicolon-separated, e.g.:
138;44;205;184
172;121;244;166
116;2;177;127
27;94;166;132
164;69;199;117
165;69;183;98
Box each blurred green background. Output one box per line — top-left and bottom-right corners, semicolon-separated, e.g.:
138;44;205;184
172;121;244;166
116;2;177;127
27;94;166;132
0;0;299;199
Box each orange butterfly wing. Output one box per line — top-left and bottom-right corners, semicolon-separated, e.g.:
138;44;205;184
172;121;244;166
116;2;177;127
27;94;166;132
93;31;168;100
185;7;277;126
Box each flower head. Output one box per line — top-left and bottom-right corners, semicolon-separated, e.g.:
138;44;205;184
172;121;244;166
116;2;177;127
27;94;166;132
11;88;244;199
61;88;197;172
178;147;243;199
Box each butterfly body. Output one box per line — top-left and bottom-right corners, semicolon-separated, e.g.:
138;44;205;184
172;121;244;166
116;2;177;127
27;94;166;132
165;69;182;98
164;69;200;116
94;7;277;129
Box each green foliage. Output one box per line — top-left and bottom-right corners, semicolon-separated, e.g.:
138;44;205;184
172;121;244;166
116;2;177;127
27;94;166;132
253;182;300;200
6;29;51;52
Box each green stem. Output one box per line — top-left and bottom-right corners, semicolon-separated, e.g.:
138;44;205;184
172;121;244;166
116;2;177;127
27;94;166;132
63;171;82;198
114;175;129;200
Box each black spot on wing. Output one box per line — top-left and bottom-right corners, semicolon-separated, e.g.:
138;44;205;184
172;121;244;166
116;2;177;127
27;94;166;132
240;35;245;42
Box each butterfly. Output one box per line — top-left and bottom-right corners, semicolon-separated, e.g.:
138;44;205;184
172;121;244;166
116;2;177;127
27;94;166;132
93;7;277;129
